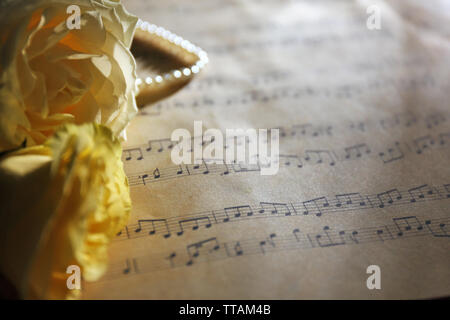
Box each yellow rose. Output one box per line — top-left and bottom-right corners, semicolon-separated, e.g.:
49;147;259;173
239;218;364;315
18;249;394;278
0;0;139;152
0;123;131;299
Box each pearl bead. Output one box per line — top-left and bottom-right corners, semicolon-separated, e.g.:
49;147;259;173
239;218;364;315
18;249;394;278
173;70;182;78
183;68;191;76
191;66;199;74
136;19;208;88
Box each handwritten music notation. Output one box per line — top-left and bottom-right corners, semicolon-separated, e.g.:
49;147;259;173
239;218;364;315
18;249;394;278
115;183;450;241
125;131;450;186
124;111;449;161
107;215;450;279
135;74;438;117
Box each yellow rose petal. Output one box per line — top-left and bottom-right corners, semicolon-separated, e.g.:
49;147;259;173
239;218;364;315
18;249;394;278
0;123;131;299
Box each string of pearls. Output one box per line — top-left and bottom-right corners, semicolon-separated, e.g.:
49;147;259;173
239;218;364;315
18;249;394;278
134;19;209;90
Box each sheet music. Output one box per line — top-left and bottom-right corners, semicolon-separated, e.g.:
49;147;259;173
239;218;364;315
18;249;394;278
83;0;450;299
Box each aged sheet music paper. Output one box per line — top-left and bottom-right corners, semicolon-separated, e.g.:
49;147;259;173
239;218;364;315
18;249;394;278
83;0;450;299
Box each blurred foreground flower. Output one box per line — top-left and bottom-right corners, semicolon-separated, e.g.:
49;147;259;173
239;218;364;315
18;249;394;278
0;0;139;152
0;123;131;299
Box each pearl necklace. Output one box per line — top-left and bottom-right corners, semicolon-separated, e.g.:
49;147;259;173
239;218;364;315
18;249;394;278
134;19;209;105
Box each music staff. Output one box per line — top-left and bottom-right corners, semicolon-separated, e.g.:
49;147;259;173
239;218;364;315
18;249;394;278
124;110;449;162
180;54;431;92
135;74;439;117
114;183;450;241
126;131;450;186
105;215;450;280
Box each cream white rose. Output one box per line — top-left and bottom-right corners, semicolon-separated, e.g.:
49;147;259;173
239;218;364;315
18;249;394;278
0;0;138;152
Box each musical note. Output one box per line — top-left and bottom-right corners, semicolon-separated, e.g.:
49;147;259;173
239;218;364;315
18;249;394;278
201;133;217;150
292;123;319;137
177;217;212;236
189;160;210;175
424;220;449;237
302;197;330;216
138;174;149;185
135;219;171;238
122;259;131;274
376;189;402;208
278;126;288;138
222;163;230;175
407;184;434;202
413;135;435;154
375;226;394;242
124;148;143;161
348;230;359;244
116;226;130;240
344;143;371;160
233;241;244;256
279;154;303;168
378;142;404;163
293;228;301;242
335;193;366;208
153;168;161;179
392;216;423;237
258;202;291;216
315;226;345;247
166;252;177;268
444;184;450;198
304;150;336;166
186;237;221;266
260;233;277;254
121;259;138;275
146;138;174;153
224;205;253;219
176;165;184;175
